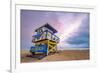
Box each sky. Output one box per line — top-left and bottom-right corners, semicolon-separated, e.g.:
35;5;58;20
21;10;90;50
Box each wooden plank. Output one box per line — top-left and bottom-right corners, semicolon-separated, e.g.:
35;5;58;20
49;41;56;45
34;39;48;44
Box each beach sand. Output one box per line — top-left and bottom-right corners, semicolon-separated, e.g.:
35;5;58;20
21;49;89;63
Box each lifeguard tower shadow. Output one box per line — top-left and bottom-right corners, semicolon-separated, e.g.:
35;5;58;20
30;23;60;59
26;53;46;60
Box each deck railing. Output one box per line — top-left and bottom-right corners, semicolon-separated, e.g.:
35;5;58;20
32;30;60;43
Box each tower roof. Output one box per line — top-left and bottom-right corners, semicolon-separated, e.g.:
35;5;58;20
35;23;57;33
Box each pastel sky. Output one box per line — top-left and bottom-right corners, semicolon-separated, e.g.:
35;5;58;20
21;10;90;50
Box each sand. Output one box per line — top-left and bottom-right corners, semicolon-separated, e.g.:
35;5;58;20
21;49;89;63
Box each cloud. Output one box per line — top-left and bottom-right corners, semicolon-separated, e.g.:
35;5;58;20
61;14;90;48
57;13;89;49
66;32;89;48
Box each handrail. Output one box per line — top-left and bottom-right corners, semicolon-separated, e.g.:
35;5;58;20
32;30;60;43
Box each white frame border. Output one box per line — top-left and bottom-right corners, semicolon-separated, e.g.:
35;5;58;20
11;3;96;73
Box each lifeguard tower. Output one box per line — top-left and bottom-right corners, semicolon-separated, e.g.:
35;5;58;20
30;23;60;56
